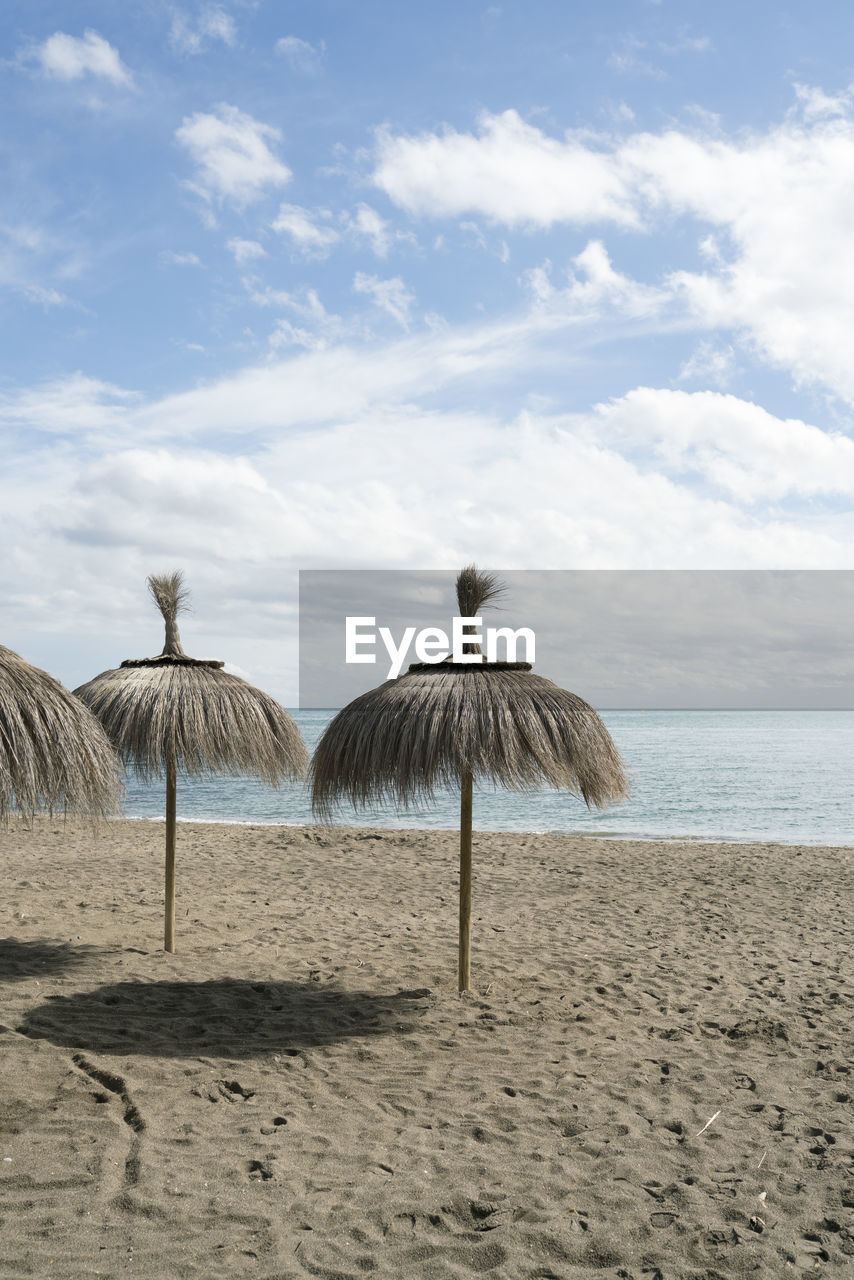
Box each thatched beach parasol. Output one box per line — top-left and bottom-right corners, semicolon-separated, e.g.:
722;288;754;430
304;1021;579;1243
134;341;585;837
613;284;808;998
1;646;121;822
311;567;628;992
75;572;308;952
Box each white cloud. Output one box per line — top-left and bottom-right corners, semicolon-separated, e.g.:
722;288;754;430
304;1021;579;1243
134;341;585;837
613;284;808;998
267;319;329;352
270;200;402;260
159;250;202;266
26;29;133;87
59;303;569;441
585;387;854;503
227;237;266;263
345;203;392;257
275;36;324;73
522;261;553;303
631;121;854;402
607;38;667;80
609;101;636;124
176;104;291;207
6;286;854;674
10;322;854;515
561;240;665;316
792;82;854;120
678;341;735;387
271;203;339;255
461;220;487;251
241;280;346;350
373;110;640;228
252;285;333;326
353;273;415;328
0;373;140;440
658;33;713;55
606;30;710;77
7;340;854;697
21;283;72;307
7;387;850;643
520;241;667;324
170;6;237;55
241;280;299;309
0;223;84;309
270;320;340;355
372;102;854;406
66;448;278;557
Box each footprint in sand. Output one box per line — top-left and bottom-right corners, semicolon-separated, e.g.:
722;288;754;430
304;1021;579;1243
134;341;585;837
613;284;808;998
259;1116;288;1135
247;1157;276;1181
796;1232;830;1267
192;1079;256;1104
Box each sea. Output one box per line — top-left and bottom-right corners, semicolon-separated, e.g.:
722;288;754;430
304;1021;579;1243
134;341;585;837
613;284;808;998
119;709;854;846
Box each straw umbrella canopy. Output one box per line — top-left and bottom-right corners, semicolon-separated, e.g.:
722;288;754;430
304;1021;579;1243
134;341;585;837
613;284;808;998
75;572;308;952
0;645;121;822
311;567;628;992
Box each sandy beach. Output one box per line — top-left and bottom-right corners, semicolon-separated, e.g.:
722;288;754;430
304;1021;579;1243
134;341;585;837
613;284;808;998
0;818;851;1278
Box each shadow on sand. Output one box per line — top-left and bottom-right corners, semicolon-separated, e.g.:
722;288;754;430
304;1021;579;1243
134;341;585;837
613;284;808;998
0;937;103;981
17;978;431;1058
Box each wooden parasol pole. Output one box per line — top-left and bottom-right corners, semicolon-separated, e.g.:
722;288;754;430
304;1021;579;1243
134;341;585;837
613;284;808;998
164;750;177;953
458;767;473;992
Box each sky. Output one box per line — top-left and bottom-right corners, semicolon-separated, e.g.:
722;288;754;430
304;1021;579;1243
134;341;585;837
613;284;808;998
4;1;854;702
